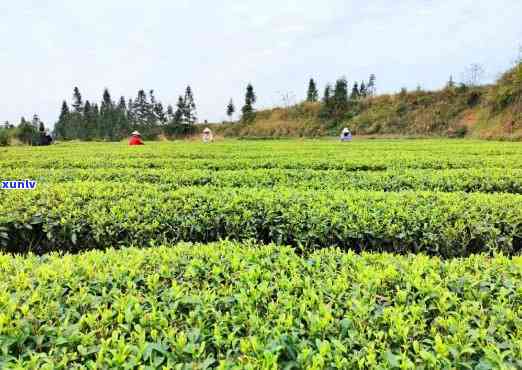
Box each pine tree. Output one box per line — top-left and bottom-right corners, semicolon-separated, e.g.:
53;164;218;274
84;100;92;114
166;105;175;122
333;77;348;104
118;96;127;113
17;116;38;145
323;84;331;104
116;96;130;137
350;82;360;100
367;74;376;96
72;87;83;113
183;86;197;125
127;98;135;124
154;102;166;124
306;78;319;102
60;101;70;120
148;90;159;123
54;101;70;139
246;83;256;104
174;96;185;124
39;121;45;132
226;99;235;122
133;90;150;127
101;88;113;111
31;114;40;130
359;81;367;98
146;90;166;124
83;100;96;139
241;84;256;123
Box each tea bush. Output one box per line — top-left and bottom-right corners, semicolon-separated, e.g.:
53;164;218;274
0;243;521;369
1;184;522;256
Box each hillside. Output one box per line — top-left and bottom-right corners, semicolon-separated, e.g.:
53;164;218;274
214;62;522;140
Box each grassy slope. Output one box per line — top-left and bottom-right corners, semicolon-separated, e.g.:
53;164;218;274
213;63;522;140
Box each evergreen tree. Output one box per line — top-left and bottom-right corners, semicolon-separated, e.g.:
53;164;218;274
359;81;367;98
83;100;96;140
320;77;349;120
367;74;376;96
118;96;127;113
241;83;256;123
54;101;70;139
31;114;40;130
333;77;348;106
99;89;110;137
132;90;150;130
84;100;92;115
166;105;175;122
92;103;100;137
246;83;256;104
115;96;130;137
350;82;360;100
66;87;84;138
101;88;113;111
226;99;235;122
17;117;38;145
127;98;135;124
174;96;185;124
306;78;319;102
147;90;166;124
148;90;158;123
59;101;70;121
183;86;197;125
72;87;83;113
323;84;331;104
154;102;166;124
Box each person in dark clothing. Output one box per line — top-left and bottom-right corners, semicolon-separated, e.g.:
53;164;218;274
39;131;53;146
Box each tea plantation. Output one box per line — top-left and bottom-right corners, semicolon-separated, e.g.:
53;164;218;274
1;139;521;368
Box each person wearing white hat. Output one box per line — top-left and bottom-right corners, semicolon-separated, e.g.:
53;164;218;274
202;127;213;143
128;131;144;146
340;127;352;142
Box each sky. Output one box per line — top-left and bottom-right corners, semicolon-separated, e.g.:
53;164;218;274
1;0;521;127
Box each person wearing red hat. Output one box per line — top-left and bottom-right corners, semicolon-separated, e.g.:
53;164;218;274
129;131;144;145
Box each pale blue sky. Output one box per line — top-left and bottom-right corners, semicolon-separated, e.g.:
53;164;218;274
1;0;521;127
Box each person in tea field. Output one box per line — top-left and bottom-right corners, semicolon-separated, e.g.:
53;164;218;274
202;127;213;143
340;127;352;142
128;131;144;146
39;129;53;146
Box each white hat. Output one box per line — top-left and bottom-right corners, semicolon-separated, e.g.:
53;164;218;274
131;131;141;136
203;127;211;133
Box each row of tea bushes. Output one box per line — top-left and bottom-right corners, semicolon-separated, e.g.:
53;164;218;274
3;154;522;171
1;184;521;256
3;167;522;193
0;242;520;368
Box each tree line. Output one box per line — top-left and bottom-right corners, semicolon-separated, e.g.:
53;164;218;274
2;73;380;144
224;75;376;126
54;86;198;140
302;74;377;125
0;114;50;146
